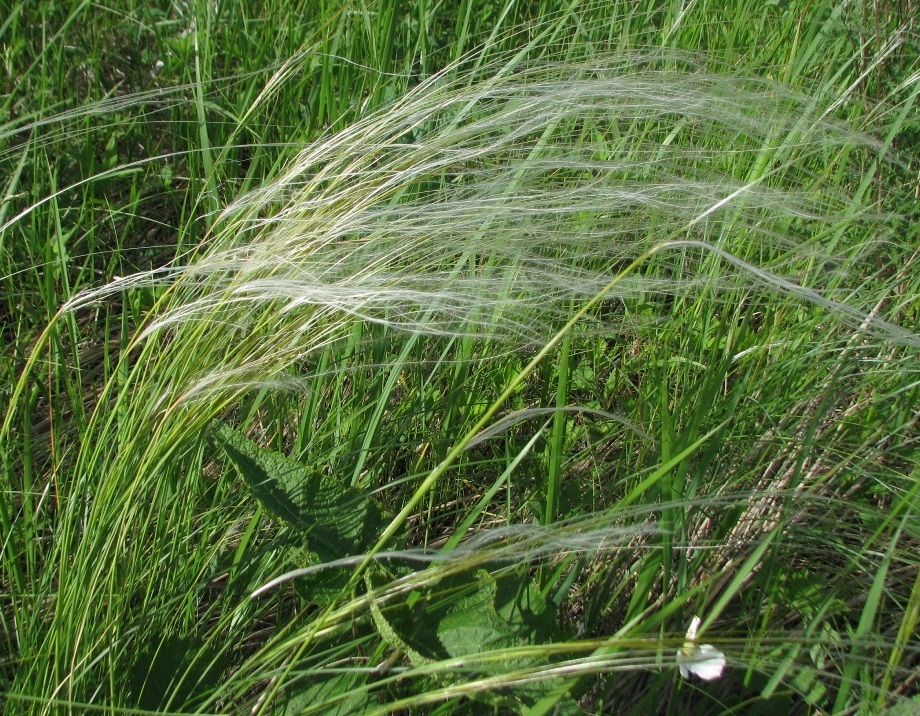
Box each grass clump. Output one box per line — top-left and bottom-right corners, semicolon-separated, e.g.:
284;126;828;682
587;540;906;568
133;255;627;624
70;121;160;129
1;1;918;714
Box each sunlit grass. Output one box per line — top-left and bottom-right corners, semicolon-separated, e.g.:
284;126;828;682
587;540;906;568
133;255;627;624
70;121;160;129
1;1;918;714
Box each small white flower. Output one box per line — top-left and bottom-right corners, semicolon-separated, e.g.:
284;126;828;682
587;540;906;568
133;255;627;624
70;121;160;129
676;615;726;681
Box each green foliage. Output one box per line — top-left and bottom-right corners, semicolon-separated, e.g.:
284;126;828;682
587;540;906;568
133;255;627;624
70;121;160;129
128;632;228;712
213;420;572;709
275;671;374;716
212;421;387;563
368;566;577;711
1;0;919;714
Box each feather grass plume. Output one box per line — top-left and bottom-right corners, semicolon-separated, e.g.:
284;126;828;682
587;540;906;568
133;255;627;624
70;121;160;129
59;53;907;409
4;30;918;714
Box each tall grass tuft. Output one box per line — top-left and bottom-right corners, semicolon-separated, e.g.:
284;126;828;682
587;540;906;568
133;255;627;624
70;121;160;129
1;2;918;714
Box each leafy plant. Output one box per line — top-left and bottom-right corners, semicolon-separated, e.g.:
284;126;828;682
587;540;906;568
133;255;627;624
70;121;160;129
1;1;918;714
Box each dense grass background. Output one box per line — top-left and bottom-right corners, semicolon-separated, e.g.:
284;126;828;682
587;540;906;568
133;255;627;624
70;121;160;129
1;0;918;713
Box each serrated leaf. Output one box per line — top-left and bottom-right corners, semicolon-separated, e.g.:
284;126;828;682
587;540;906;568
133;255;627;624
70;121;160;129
366;566;571;708
275;672;372;716
211;422;384;562
365;569;441;666
292;550;354;606
437;572;517;659
495;573;555;644
435;571;573;708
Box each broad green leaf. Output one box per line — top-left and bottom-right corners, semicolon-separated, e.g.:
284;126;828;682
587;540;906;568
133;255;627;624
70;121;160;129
211;422;385;562
366;569;440;667
437;572;517;659
292;550;355;606
275;672;373;716
435;570;575;709
367;564;572;708
366;567;560;678
495;571;555;644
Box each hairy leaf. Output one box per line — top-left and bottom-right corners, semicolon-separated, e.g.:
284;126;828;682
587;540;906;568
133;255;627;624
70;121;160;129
211;422;385;562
